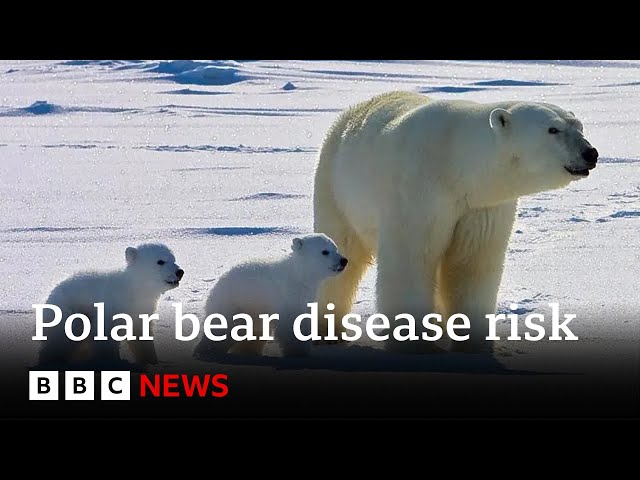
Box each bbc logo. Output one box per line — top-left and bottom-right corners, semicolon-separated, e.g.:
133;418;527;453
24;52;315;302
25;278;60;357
29;371;131;400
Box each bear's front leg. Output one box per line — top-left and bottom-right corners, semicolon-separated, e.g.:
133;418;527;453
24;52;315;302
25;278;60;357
376;213;456;354
275;313;312;357
128;319;158;366
438;201;517;353
91;307;132;369
127;339;158;365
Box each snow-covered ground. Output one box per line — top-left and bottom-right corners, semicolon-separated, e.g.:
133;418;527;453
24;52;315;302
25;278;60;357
1;61;638;412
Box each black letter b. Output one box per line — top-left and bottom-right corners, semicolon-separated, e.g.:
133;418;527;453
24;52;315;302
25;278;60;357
38;377;50;394
74;377;86;394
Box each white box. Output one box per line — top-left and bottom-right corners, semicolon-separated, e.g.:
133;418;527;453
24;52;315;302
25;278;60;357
65;371;95;400
29;371;59;400
100;371;131;400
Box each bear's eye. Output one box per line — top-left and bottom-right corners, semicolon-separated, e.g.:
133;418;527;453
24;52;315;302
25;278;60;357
322;250;329;256
157;260;166;265
548;127;560;134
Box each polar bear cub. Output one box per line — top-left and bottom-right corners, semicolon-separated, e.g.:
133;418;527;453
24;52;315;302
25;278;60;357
37;243;184;368
193;233;348;360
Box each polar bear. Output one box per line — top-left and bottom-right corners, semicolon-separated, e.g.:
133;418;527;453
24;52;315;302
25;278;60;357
313;91;599;353
193;233;348;360
37;243;184;368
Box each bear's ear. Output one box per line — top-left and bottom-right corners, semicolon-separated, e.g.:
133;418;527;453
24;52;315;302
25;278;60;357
125;246;137;265
291;237;303;252
489;108;511;132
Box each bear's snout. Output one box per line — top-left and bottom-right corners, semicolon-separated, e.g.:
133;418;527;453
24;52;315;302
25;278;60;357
335;257;349;272
581;146;598;165
176;269;184;279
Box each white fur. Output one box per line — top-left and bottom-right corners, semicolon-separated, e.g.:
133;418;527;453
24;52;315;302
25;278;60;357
38;243;183;367
313;91;598;353
193;233;347;359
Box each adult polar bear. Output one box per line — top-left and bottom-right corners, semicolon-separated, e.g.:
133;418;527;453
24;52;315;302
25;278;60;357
314;91;599;353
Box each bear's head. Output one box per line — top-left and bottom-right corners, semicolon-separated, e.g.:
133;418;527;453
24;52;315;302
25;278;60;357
489;103;598;192
290;233;348;279
124;243;184;293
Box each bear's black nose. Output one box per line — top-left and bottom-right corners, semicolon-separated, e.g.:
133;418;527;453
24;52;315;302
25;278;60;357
340;257;348;267
176;269;184;279
582;146;599;164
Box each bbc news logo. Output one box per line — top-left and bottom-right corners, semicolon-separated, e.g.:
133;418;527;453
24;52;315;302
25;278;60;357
29;371;229;400
29;371;131;400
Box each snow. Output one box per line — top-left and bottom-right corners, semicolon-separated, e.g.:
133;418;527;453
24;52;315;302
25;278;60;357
0;60;638;387
150;60;252;85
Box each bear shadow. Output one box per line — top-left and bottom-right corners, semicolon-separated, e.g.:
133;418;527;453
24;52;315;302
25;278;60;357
194;344;562;375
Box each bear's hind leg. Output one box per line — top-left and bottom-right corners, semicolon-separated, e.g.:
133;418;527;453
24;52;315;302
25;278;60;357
194;305;268;360
193;323;238;361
